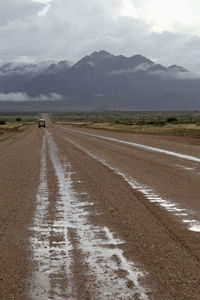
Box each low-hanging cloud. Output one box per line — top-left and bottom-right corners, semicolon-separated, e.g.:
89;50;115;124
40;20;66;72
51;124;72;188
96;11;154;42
0;92;63;102
109;63;152;75
148;69;200;80
109;61;200;80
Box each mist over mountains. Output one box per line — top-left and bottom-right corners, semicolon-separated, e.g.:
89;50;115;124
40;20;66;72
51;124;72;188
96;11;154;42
0;51;200;111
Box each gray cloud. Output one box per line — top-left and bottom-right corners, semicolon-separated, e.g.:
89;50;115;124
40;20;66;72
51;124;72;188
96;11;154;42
150;69;200;80
0;61;53;77
109;62;200;80
109;63;152;75
0;0;200;71
0;0;45;26
0;92;63;102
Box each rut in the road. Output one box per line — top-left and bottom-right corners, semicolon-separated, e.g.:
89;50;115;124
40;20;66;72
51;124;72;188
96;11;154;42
29;131;150;300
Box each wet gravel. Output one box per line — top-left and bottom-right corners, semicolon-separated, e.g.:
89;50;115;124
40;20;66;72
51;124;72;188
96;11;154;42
0;126;42;299
1;122;200;299
52;124;200;300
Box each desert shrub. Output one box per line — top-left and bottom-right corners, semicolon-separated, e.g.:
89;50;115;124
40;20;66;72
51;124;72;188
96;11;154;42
16;118;21;122
136;121;145;125
154;121;166;126
0;120;6;125
167;117;177;123
120;119;134;125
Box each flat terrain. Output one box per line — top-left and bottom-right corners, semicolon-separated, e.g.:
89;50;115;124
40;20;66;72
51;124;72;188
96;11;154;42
1;119;200;299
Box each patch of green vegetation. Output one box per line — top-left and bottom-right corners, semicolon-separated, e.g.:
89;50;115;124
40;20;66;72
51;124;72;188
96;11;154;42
0;113;39;124
51;111;200;125
0;113;39;140
51;111;200;136
86;123;200;136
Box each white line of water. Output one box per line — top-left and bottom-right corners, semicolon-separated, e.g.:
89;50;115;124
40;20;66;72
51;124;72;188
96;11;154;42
29;133;75;300
29;133;51;299
47;131;150;300
46;131;76;300
64;137;200;233
58;125;200;163
175;164;196;172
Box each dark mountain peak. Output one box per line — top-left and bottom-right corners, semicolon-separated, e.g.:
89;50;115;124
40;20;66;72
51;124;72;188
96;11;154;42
73;51;155;73
1;50;200;112
45;60;70;74
131;54;153;66
168;65;188;72
74;51;113;68
57;60;70;67
90;50;113;58
149;64;167;72
72;57;96;70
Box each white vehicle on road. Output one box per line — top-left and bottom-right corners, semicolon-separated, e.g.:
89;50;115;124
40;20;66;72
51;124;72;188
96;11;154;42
38;119;46;128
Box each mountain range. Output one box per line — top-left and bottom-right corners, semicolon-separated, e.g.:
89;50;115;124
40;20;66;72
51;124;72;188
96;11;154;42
0;51;200;111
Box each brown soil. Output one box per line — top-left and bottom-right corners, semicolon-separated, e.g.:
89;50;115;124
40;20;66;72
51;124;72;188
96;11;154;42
0;126;42;299
1;121;200;299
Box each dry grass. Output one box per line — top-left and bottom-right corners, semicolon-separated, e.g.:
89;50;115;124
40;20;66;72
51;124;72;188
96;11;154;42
56;121;92;127
0;122;23;129
57;121;200;136
88;123;200;136
0;114;38;142
0;123;26;141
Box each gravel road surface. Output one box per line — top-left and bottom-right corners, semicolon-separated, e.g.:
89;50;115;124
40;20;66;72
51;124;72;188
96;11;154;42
1;120;200;299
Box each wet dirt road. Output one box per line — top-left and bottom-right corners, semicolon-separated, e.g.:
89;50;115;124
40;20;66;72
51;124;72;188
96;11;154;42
1;121;200;299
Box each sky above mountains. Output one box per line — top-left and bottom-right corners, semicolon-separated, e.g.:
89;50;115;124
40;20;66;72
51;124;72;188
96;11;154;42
1;0;200;71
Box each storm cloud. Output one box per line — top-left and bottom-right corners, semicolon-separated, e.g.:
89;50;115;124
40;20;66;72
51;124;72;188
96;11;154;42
0;0;200;71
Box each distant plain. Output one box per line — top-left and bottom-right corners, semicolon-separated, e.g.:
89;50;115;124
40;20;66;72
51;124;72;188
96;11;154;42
51;111;200;137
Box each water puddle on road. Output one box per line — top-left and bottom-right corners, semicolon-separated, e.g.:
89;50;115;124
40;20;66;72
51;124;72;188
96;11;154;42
58;125;200;163
64;137;200;234
29;133;75;300
29;133;51;299
175;164;196;172
29;132;150;300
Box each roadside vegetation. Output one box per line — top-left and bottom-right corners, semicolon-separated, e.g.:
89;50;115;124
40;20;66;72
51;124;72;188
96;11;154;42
51;111;200;136
0;113;39;140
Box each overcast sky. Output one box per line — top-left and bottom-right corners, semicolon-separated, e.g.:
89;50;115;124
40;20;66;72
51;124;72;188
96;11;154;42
1;0;200;71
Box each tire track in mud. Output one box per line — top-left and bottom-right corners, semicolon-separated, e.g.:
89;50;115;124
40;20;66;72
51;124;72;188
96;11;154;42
29;131;150;300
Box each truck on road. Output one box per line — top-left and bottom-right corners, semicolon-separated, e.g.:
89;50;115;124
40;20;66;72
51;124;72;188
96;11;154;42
38;119;46;128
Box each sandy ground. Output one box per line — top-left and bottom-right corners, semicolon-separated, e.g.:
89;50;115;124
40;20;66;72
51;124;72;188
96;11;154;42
0;126;42;299
1;120;200;299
